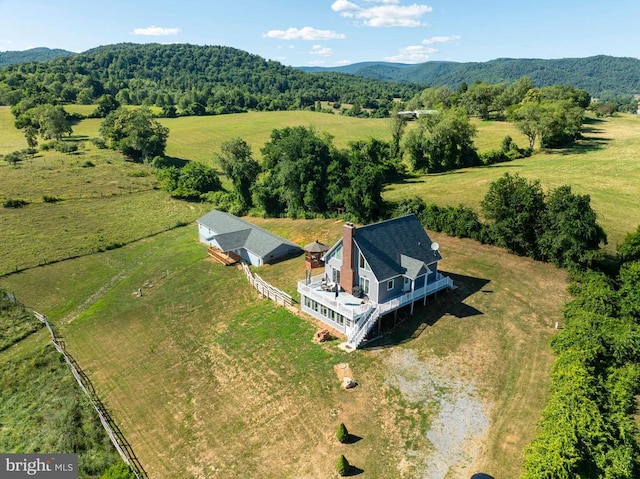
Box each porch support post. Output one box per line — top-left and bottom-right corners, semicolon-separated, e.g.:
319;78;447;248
410;279;415;315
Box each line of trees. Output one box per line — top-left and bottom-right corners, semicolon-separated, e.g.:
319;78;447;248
522;231;640;478
215;126;397;222
395;173;607;269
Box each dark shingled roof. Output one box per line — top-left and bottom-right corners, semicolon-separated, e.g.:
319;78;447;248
352;214;442;281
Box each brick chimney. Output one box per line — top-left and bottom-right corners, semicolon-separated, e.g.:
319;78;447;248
340;222;356;294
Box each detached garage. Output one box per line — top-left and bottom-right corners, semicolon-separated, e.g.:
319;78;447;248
197;210;302;266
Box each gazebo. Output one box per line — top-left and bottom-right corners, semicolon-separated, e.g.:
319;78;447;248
304;239;329;270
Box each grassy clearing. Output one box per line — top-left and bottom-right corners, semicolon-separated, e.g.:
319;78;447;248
0;128;210;276
0;220;566;478
0;105;27;154
0;192;208;276
66;108;525;165
385;114;640;248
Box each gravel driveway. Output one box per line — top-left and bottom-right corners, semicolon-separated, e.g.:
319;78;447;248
385;349;490;479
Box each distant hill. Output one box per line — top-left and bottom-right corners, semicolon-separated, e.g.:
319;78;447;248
0;43;423;114
0;47;75;67
299;56;640;97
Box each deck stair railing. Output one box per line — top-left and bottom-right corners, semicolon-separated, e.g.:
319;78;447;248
347;305;380;349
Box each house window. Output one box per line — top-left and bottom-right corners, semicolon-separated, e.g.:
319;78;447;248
360;276;370;295
359;252;370;271
334;245;342;261
332;268;341;284
345;318;352;328
404;277;411;292
337;315;344;326
304;296;312;308
387;279;395;291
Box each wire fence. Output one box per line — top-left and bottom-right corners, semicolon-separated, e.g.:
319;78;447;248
6;292;149;479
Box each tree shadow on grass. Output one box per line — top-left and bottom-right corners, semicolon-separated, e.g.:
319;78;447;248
555;135;612;155
344;465;364;476
362;271;490;349
161;156;189;168
344;434;362;445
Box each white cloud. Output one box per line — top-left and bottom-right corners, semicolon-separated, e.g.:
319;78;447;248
332;1;432;27
310;45;334;56
133;26;181;36
263;26;346;41
332;0;360;17
423;35;461;44
335;59;352;66
307;59;326;66
384;45;437;63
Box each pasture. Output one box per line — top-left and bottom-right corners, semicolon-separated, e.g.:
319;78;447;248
1;106;639;477
0;219;566;478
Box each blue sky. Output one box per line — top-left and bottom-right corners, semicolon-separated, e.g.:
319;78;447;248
1;0;639;66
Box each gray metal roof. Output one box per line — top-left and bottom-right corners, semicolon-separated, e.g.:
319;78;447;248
197;210;301;259
352;214;442;281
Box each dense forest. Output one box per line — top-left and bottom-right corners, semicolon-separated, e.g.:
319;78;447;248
301;55;640;99
0;43;423;117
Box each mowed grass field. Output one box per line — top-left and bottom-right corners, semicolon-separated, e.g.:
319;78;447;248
0;219;566;478
0;105;638;477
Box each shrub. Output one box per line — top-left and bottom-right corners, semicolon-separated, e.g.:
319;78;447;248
336;422;349;443
126;171;149;178
54;141;78;154
90;137;107;149
42;195;62;203
336;455;350;476
3;199;29;208
82;160;95;168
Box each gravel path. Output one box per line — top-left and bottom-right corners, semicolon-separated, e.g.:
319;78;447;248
385;349;490;479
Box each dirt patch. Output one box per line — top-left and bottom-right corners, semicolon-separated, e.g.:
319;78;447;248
385;349;490;479
333;362;354;382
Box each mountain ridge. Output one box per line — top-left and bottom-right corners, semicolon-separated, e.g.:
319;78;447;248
0;47;75;67
298;55;640;97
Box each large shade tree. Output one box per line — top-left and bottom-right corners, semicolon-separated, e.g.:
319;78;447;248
216;138;261;211
481;173;546;258
254;126;333;216
99;107;169;161
404;107;478;173
539;185;607;267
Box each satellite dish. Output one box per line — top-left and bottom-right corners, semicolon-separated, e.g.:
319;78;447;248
431;242;440;252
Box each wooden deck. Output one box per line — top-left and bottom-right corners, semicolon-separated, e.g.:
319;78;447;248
207;247;242;266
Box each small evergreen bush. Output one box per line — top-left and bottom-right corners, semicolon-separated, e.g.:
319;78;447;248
336;455;350;476
336;422;349;443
